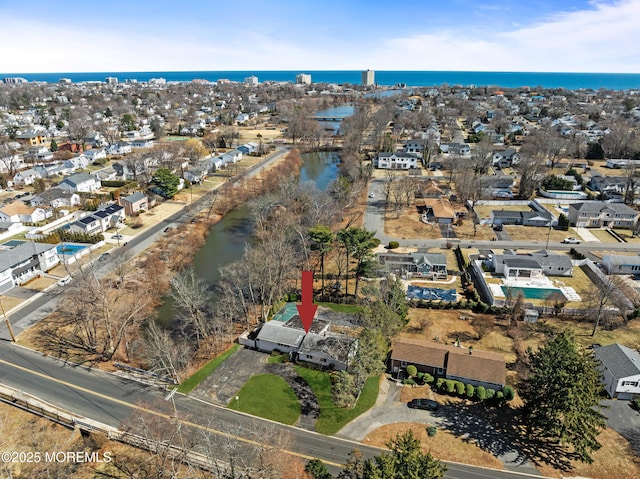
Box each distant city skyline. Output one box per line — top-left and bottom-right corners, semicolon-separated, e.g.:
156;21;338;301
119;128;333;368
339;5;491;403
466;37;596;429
1;0;639;74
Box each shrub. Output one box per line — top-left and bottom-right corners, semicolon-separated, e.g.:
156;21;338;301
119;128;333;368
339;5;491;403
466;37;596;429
423;373;434;384
436;378;445;390
406;365;418;378
476;385;486;401
501;385;515;401
455;381;465;396
445;380;456;394
426;425;437;437
403;378;416;386
485;388;495;400
388;241;400;249
466;383;475;399
495;390;504;400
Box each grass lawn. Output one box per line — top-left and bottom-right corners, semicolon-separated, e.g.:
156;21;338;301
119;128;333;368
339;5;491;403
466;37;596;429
177;344;240;393
295;366;379;435
227;373;300;425
316;302;363;314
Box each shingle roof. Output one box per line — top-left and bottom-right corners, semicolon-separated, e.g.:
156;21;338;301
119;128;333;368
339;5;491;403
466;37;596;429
594;343;640;379
255;321;305;348
391;337;506;386
0;241;56;272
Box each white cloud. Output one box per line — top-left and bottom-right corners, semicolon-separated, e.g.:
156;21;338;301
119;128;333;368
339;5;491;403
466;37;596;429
365;0;640;72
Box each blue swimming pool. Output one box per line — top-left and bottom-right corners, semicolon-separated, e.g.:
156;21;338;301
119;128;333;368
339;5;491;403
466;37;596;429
500;286;566;301
56;243;89;255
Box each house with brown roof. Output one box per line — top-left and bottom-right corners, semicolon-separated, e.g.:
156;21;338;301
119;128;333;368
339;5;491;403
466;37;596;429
0;201;49;223
390;337;506;390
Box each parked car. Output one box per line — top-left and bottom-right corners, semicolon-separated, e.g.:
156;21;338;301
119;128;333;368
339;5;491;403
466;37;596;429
98;252;110;261
407;398;439;411
57;277;71;286
562;237;581;244
368;193;374;198
112;234;124;240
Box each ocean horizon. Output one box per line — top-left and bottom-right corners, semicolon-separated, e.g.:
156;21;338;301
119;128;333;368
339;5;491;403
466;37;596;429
2;70;640;90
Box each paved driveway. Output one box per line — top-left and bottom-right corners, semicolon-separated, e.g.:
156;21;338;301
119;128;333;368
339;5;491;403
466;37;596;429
602;399;640;455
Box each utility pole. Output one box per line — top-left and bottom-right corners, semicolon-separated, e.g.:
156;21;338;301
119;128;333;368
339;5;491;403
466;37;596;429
0;296;16;342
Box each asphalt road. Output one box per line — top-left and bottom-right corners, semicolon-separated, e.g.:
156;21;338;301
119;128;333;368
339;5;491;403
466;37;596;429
0;343;545;478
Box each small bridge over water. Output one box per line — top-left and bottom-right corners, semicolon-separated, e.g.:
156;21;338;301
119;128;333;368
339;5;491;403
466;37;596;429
313;115;349;122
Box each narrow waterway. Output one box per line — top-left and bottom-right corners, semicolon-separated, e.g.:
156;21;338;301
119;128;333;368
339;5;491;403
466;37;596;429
156;150;340;325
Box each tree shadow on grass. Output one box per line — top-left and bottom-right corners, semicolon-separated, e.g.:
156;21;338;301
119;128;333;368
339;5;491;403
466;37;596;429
434;399;581;471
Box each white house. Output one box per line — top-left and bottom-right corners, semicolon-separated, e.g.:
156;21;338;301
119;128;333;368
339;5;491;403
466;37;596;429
58;172;101;193
84;148;107;162
29;188;81;209
594;343;640;399
374;152;419;170
0;241;60;293
69;203;125;235
13;168;41;186
0;201;49;223
603;255;640;275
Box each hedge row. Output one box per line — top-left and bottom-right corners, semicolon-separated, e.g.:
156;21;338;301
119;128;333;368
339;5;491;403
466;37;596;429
435;378;515;403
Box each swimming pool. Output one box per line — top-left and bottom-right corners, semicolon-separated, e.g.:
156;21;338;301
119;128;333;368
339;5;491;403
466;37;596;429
500;285;566;301
56;243;89;255
407;286;457;302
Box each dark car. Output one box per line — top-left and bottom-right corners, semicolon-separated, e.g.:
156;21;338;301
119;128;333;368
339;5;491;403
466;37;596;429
407;398;439;411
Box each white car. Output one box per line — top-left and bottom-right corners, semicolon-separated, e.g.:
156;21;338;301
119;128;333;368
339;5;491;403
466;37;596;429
57;277;71;286
562;237;581;244
368;193;374;198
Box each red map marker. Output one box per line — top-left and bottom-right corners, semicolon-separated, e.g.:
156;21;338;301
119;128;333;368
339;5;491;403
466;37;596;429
296;270;317;333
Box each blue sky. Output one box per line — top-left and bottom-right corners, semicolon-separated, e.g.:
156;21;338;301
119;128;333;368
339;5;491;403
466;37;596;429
1;0;638;73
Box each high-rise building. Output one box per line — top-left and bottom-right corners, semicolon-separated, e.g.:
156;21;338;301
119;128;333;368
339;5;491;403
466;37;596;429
244;75;259;85
105;77;118;84
296;73;312;85
362;69;375;86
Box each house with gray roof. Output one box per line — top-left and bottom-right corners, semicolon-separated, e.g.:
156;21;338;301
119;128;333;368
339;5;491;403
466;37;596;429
240;305;356;371
490;210;553;227
58;172;101;193
69;203;124;235
594;343;640;399
378;251;448;279
603;254;640;275
30;188;80;209
568;201;639;229
492;250;573;277
374;152;419;170
119;191;148;216
0;241;59;293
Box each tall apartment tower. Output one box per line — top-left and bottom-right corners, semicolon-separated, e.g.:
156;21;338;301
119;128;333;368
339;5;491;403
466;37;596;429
362;69;375;86
296;73;312;85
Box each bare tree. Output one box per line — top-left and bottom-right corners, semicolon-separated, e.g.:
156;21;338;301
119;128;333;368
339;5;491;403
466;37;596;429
170;266;213;346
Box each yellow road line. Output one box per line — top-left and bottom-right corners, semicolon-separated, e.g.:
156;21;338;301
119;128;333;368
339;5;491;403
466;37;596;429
0;357;343;467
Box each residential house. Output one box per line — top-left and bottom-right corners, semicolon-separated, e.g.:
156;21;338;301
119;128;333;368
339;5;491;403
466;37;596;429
130;139;154;149
119;192;148;216
0;221;23;236
417;180;447;199
403;139;428;158
0;201;48;223
34;162;69;178
84;148;106;163
422;197;458;224
222;149;243;164
245;309;354;371
390;338;506;390
602;255;640;275
492;148;520;168
606;159;640;169
567;201;639;228
69;203;124;235
490;210;553;227
374;152;419;170
238;142;259;155
62;155;90;171
0;151;25;174
13;168;41;187
491;250;573;277
0;241;60;293
594;343;640;399
439;143;471;157
106;142;132;156
58;172;101;193
29;188;81;209
378;252;448;279
15;128;47;146
93;166;119;182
